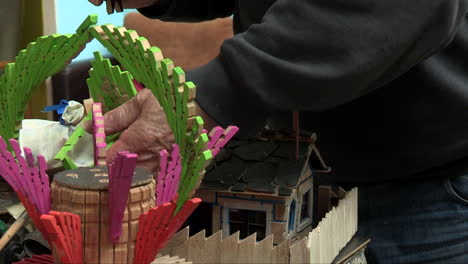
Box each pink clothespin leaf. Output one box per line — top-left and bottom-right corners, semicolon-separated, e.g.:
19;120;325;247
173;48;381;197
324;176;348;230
9;139;36;197
108;151;137;242
162;145;181;203
156;149;169;206
208;126;239;157
37;155;51;214
0;137;19;191
205;127;224;151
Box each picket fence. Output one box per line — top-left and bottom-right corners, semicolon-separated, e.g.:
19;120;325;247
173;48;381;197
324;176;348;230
155;188;358;264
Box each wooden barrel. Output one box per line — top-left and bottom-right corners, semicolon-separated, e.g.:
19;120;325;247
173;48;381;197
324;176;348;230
51;166;155;264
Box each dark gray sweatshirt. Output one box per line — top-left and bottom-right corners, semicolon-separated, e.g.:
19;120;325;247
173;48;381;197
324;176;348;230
139;0;468;184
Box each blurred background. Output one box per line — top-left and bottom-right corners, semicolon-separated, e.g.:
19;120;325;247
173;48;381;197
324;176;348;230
0;0;132;119
0;0;232;120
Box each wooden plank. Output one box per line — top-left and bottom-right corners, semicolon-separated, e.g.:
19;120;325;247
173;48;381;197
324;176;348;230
51;182;61;211
127;215;140;263
186;230;205;263
71;189;86;248
127;203;142;263
99;191;114;263
289;237;309;264
140;184;153;213
204;230;222;264
149;180;156;207
237;233;256;264
308;227;320;264
254;235;273;264
169;226;189;259
323;213;331;263
59;186;73;219
153;255;192;264
272;240;289;264
154;255;171;263
128;186;143;263
271;222;285;245
84;190;100;264
220;231;239;264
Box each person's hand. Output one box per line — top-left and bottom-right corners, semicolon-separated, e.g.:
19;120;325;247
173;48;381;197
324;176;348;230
88;0;159;9
82;88;174;173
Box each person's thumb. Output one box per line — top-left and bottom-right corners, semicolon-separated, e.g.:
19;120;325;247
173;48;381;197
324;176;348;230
80;94;143;135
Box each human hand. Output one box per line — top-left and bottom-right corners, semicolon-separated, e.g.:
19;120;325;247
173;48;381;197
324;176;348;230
88;0;159;9
82;88;174;173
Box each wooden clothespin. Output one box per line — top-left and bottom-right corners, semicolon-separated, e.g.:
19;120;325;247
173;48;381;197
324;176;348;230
40;214;73;263
134;202;176;264
108;151;137;242
92;103;107;166
156;149;169;206
134;198;201;264
0;137;51;216
40;212;83;264
208;126;239;157
153;198;201;254
17;141;50;214
16;192;48;241
156;144;182;206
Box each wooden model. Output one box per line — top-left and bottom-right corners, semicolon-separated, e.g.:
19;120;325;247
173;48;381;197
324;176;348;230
0;13;364;264
0;15;238;264
190;132;330;244
51;166;155;263
156;188;361;264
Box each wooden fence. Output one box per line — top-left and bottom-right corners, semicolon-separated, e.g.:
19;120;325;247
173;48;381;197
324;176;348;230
158;188;358;264
153;255;192;264
308;188;358;263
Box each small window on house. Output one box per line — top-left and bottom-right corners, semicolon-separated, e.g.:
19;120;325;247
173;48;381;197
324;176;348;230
288;200;296;231
300;190;311;222
229;209;266;240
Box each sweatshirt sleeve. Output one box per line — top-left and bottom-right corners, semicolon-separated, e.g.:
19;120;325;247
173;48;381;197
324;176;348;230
188;0;468;135
137;0;235;22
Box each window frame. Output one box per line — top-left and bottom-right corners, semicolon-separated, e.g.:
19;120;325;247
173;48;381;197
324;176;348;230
297;184;313;232
222;201;272;240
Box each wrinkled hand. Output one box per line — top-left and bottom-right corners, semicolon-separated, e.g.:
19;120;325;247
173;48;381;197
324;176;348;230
88;0;159;9
83;88;174;173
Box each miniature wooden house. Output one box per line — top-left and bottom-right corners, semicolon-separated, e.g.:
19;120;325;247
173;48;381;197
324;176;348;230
189;133;330;245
